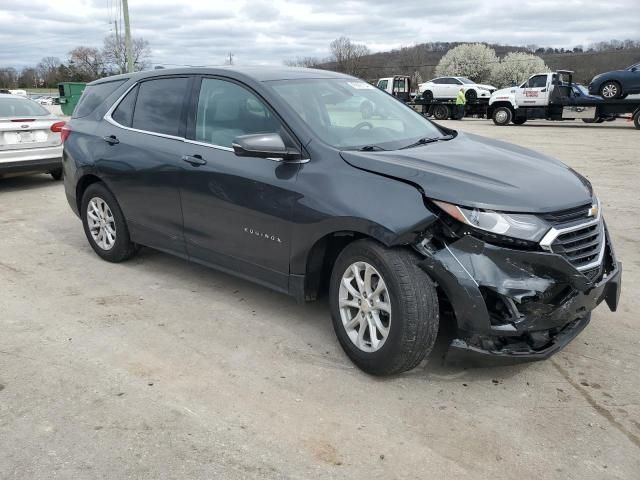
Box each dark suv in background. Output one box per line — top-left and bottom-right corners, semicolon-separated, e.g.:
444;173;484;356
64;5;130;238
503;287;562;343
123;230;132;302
62;67;621;375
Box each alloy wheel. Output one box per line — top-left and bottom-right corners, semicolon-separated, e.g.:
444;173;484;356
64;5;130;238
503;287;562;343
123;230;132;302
338;261;392;353
601;83;618;98
87;197;117;251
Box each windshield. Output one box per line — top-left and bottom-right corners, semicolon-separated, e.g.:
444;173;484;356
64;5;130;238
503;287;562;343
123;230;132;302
0;97;50;117
458;78;475;84
268;78;444;150
628;62;640;70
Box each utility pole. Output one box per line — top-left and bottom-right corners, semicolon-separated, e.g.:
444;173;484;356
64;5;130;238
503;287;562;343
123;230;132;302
122;0;134;73
113;20;121;73
227;53;234;65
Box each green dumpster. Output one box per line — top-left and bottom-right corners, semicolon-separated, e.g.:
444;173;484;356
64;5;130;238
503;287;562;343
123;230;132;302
57;82;86;116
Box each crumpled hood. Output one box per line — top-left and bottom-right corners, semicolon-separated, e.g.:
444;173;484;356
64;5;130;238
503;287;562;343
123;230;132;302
474;83;496;91
340;132;593;213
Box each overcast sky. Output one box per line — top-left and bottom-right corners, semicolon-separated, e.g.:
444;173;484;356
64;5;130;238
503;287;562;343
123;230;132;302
0;0;639;69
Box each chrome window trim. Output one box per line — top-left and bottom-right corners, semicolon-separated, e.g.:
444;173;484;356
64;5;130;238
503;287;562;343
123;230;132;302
103;80;310;162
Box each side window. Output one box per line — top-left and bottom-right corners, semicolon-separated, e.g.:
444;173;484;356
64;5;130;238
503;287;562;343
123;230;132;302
111;85;138;127
132;77;189;137
432;78;444;84
73;80;126;118
378;79;388;90
195;78;283;148
452;78;463;85
528;75;548;88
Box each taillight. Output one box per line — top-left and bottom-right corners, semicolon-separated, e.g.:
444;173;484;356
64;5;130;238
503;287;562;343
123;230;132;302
50;121;66;133
61;125;71;143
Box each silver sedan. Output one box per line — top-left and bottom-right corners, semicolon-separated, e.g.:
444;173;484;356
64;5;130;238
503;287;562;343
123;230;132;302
0;94;65;180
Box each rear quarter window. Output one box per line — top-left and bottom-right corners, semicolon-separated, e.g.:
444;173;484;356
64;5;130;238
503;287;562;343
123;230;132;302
73;79;127;118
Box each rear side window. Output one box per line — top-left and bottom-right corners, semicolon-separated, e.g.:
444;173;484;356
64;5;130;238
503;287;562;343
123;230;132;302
73;80;126;118
0;97;49;117
111;85;138;127
132;77;189;137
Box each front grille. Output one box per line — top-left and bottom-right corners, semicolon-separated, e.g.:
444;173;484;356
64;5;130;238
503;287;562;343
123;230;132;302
540;203;591;225
548;221;604;270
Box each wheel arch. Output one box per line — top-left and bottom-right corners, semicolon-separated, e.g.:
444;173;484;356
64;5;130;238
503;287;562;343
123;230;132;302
75;173;105;213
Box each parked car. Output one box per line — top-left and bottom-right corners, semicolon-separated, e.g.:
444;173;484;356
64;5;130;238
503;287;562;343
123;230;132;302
36;96;55;106
63;67;621;375
0;94;65;180
418;76;496;101
588;62;640;99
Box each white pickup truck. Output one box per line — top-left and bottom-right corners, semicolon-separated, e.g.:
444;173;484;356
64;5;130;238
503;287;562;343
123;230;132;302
488;70;640;129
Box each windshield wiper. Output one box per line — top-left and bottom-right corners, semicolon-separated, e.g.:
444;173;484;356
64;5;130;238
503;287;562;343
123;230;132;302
400;134;455;150
358;145;386;151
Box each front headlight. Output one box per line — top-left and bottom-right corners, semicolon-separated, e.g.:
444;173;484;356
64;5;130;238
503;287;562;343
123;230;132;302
433;200;550;242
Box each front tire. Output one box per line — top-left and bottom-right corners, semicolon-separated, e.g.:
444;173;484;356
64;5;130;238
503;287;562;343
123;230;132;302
600;81;622;99
81;182;139;263
465;89;477;101
329;240;439;376
512;117;526;125
50;168;62;180
633;111;640;130
492;106;512;125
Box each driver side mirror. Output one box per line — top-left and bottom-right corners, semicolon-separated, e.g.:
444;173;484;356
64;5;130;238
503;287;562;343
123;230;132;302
232;133;303;162
632;67;638;72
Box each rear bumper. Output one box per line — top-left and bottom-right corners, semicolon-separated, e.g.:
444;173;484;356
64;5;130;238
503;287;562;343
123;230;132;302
0;146;62;175
418;231;621;362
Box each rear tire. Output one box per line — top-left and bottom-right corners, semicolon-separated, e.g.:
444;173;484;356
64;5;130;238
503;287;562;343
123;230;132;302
50;168;62;180
633;111;640;130
432;104;449;120
492;106;512;126
81;182;139;263
329;240;439;376
422;90;433;101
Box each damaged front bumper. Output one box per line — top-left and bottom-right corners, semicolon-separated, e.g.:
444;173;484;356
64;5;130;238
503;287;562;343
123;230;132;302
418;231;621;362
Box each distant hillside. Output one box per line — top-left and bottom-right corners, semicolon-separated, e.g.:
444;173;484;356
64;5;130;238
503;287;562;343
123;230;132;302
321;42;640;84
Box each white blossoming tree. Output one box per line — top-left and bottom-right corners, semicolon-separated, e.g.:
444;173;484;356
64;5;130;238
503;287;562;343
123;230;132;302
491;52;550;88
435;43;498;83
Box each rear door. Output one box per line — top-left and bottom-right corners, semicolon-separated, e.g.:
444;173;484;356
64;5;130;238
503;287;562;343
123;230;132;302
179;76;302;293
96;76;192;254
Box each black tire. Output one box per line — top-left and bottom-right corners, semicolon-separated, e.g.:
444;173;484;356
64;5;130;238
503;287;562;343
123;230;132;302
465;89;477;101
50;168;63;180
599;81;622;100
492;106;512;126
329;239;439;376
512;117;526;125
634;111;640;130
81;182;139;263
422;90;433;101
432;104;449;120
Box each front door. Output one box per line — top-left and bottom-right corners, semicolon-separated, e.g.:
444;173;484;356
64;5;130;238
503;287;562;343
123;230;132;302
179;76;302;293
517;74;549;107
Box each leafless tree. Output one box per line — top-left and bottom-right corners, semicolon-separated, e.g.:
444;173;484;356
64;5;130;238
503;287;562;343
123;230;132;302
69;46;104;79
36;57;62;87
284;56;324;68
0;67;19;88
102;34;151;74
329;37;370;76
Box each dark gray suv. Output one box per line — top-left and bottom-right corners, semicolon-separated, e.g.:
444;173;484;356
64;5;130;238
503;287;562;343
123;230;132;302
62;67;621;375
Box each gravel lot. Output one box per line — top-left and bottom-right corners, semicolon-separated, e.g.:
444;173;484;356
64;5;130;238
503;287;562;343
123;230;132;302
1;118;639;479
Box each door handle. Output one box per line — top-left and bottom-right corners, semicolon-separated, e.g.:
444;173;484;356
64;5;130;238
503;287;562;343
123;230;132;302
102;135;119;145
182;154;206;167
